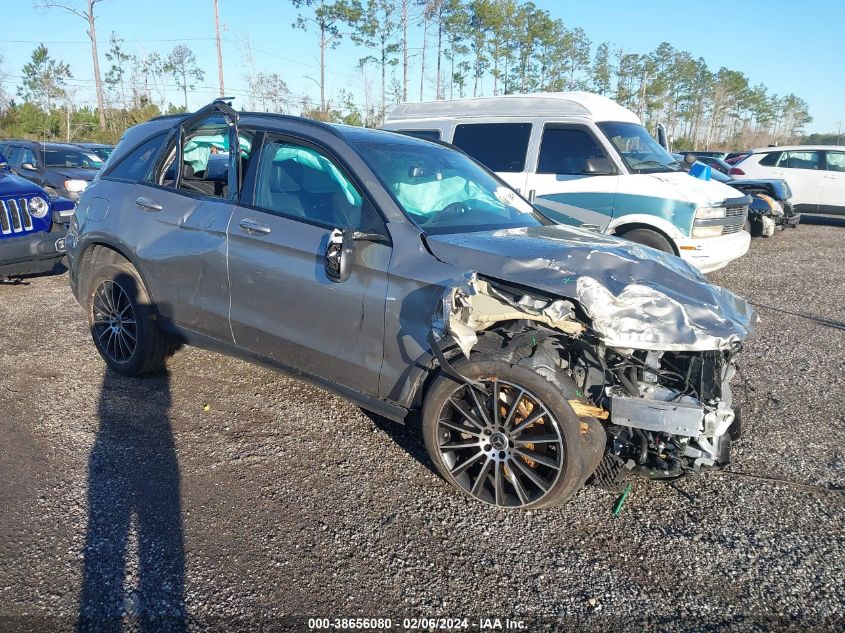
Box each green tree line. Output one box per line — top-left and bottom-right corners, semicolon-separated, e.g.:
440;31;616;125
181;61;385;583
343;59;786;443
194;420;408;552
291;0;813;149
0;0;826;149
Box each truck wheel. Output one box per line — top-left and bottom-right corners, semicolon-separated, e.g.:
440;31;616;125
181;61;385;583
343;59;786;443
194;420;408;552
422;356;592;509
616;227;675;254
86;262;171;376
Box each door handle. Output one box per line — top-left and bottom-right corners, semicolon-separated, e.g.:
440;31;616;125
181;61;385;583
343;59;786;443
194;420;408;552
239;218;271;235
823;174;837;179
135;196;162;211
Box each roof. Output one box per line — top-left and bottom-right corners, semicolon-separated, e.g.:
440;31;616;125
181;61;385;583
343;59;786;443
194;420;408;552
749;145;845;153
385;91;641;124
3;139;88;149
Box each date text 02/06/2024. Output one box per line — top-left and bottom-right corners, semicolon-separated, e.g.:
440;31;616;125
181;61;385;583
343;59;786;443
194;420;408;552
307;617;528;630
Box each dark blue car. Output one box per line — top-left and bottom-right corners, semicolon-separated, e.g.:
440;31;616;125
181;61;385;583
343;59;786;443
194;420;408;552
0;151;74;280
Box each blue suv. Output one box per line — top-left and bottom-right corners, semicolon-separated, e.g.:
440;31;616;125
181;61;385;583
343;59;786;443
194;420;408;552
0;151;74;280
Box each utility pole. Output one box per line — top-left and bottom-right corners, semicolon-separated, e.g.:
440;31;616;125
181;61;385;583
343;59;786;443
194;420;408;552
836;121;843;146
213;0;225;97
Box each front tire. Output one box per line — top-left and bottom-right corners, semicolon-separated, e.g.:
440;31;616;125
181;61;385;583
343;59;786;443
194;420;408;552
86;262;171;376
422;357;593;509
616;227;675;254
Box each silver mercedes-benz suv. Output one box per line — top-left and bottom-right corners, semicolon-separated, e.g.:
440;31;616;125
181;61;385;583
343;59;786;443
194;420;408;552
66;100;756;509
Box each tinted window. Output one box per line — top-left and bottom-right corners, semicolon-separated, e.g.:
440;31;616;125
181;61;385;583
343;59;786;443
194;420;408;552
41;148;103;169
784;151;821;170
825;151;845;172
398;129;441;141
254;138;371;230
106;134;166;182
537;127;608;175
19;147;37;167
452;123;531;172
759;152;781;166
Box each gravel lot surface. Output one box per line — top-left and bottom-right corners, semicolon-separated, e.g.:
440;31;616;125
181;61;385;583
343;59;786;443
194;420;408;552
1;219;843;632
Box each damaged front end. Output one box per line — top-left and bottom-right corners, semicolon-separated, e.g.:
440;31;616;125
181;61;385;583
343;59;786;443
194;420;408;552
431;271;756;486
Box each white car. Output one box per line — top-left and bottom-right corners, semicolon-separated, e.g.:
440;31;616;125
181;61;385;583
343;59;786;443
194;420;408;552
730;145;845;215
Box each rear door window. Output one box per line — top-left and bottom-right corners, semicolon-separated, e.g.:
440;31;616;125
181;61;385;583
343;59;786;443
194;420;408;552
537;126;609;175
452;122;532;172
105;134;166;182
783;151;821;170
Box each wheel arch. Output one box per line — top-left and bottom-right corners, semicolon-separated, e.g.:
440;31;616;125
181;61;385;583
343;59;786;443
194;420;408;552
77;239;156;311
610;221;680;256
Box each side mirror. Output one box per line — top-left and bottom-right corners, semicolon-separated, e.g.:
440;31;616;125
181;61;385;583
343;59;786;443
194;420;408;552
583;158;614;175
21;162;37;171
352;230;390;244
683;153;697;165
325;228;355;283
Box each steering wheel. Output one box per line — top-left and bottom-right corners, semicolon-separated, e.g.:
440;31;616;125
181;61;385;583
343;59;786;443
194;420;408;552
440;201;469;216
415;201;469;226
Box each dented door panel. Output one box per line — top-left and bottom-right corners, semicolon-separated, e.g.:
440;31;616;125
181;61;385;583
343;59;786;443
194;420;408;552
227;207;390;396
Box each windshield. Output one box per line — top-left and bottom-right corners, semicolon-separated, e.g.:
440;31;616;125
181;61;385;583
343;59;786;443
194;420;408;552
41;148;104;170
598;121;681;174
352;138;545;234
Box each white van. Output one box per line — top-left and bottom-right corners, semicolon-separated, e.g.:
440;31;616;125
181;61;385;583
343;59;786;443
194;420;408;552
384;92;751;272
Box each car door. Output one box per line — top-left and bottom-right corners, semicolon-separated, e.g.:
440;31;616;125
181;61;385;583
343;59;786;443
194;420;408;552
121;101;243;341
770;150;822;211
523;123;619;230
820;150;845;214
227;131;390;396
450;120;531;193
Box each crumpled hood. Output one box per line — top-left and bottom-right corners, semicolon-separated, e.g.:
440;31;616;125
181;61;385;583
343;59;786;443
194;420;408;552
53;167;97;181
0;169;47;197
643;171;747;205
426;224;757;351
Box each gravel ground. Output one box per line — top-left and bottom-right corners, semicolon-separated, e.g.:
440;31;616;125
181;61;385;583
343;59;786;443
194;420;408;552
1;219;843;632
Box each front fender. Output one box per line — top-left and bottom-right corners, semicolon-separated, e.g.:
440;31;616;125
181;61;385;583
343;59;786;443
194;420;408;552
607;213;687;240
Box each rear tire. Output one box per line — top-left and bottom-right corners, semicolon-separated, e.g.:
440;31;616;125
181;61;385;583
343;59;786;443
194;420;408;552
86;262;171;376
616;227;675;254
421;356;593;509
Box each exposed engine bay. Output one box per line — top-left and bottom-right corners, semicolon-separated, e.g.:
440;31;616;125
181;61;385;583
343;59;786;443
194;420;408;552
433;273;750;485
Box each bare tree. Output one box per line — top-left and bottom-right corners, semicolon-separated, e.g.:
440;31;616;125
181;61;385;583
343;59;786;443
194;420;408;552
35;0;107;130
247;72;291;112
290;0;362;113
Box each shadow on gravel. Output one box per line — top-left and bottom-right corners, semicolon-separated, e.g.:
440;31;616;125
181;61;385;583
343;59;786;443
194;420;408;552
78;370;185;633
361;410;439;478
0;260;67;285
800;214;845;227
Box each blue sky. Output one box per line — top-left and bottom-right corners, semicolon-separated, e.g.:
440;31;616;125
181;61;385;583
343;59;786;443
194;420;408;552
1;0;842;133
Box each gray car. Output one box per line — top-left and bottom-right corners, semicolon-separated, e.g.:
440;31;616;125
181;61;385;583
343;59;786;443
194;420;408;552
66;100;756;509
